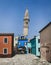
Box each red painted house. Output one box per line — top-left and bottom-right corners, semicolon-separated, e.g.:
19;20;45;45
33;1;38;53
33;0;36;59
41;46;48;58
0;33;14;57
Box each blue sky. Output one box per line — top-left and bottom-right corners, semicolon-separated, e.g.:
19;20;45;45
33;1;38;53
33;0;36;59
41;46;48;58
0;0;51;38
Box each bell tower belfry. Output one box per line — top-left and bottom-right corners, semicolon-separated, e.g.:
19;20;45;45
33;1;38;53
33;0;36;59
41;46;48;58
23;9;30;37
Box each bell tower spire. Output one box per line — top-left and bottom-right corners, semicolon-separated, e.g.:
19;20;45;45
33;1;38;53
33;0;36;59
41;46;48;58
23;9;30;36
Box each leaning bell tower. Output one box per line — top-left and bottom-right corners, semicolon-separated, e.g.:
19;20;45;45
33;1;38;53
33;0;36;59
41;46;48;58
23;9;30;37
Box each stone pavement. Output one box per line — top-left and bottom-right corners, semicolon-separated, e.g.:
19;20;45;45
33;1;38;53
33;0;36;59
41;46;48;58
0;54;50;65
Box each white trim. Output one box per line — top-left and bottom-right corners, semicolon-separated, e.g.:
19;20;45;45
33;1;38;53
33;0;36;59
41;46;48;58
3;48;8;55
3;37;8;44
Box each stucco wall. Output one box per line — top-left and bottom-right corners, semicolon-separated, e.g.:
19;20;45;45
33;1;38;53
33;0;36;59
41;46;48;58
36;36;40;56
40;24;51;62
0;36;13;55
40;25;51;46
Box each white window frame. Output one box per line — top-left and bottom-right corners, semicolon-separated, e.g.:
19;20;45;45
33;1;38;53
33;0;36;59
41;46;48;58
3;37;8;44
3;48;8;55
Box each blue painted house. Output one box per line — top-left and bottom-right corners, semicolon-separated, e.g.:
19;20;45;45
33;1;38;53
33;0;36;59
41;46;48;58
30;36;40;57
17;36;31;54
17;36;28;53
18;38;28;48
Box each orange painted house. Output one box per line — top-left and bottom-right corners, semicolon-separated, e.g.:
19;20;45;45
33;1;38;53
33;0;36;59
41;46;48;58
0;33;14;57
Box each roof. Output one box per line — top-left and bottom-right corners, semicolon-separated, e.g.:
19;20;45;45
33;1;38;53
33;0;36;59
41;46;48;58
30;36;38;41
18;38;28;41
24;9;30;20
30;37;36;41
39;22;51;33
0;33;14;36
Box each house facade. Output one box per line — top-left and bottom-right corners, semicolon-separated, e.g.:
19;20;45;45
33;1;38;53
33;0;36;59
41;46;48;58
17;36;28;54
30;36;40;57
27;39;31;53
0;33;14;57
14;36;19;54
27;42;31;53
14;36;19;47
17;36;31;54
39;22;51;62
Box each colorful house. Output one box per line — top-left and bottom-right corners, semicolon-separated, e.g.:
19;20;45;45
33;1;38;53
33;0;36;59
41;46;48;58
14;36;19;54
17;36;28;54
27;39;31;53
14;36;19;47
27;42;31;53
0;33;14;57
17;36;31;54
39;22;51;62
18;36;28;48
30;36;40;57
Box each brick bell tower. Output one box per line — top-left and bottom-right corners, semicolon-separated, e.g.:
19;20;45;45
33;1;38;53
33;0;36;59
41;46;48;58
23;9;30;37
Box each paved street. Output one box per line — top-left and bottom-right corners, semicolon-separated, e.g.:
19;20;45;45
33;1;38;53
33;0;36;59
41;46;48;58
0;54;50;65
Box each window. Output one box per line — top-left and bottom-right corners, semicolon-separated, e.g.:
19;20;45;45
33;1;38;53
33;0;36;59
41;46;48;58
38;39;40;43
21;36;24;39
3;48;8;54
26;22;28;24
4;38;8;43
38;48;40;52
